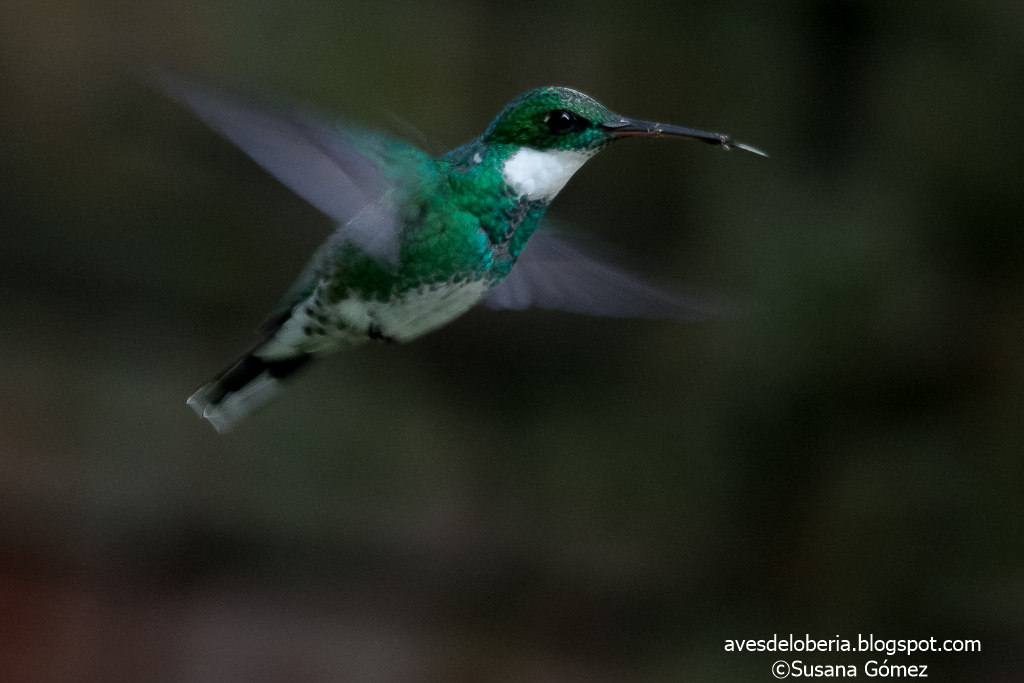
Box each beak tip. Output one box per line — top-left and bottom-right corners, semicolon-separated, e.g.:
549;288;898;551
732;142;769;157
723;139;768;157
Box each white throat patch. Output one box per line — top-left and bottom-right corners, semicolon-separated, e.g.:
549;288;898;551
502;148;593;200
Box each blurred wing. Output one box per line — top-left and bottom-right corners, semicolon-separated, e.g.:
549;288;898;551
154;72;421;263
482;231;726;320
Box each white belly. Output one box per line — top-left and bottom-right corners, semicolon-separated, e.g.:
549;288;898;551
258;278;491;359
368;278;492;340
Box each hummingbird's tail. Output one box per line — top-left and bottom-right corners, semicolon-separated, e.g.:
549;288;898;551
187;350;311;433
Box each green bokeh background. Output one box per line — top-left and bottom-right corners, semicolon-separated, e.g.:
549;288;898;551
1;1;1022;680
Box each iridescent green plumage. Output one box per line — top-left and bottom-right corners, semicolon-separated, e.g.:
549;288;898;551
158;79;764;431
483;86;620;150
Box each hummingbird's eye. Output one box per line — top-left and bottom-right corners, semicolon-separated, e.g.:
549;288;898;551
545;109;587;134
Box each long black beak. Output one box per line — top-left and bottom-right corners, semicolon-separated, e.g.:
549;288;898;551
600;117;768;157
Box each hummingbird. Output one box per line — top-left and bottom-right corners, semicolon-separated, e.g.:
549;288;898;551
160;75;765;432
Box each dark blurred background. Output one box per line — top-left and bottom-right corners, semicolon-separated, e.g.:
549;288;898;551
1;0;1022;681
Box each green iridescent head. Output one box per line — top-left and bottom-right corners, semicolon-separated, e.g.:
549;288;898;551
482;87;620;151
482;86;768;156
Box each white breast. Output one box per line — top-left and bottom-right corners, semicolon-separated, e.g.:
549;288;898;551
502;148;594;200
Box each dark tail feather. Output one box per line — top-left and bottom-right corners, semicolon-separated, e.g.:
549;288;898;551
187;351;312;433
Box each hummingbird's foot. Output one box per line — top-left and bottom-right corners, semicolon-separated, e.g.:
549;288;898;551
367;324;395;344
